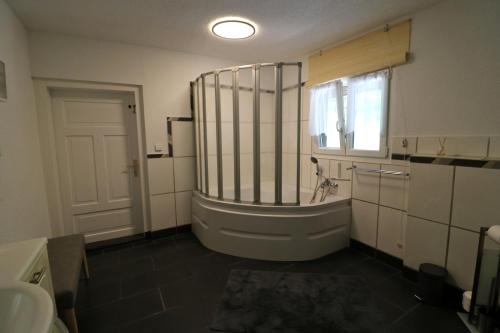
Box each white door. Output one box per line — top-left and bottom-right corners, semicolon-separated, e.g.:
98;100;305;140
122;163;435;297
52;90;143;243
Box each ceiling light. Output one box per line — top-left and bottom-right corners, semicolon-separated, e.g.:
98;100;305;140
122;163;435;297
210;17;256;39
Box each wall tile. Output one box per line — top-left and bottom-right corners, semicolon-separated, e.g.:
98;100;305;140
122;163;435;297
445;137;489;158
302;87;310;121
329;160;352;197
408;163;454;224
489;136;500;158
207;155;217;195
446;227;479;290
301;121;312;154
150;193;176;231
452;167;500;232
147;158;174;195
417;136;489;158
261;123;275;153
404;216;448;270
239;123;253;154
220;89;233;122
174;157;195;192
352;162;380;204
391;137;417;155
417;137;442;156
175;191;192;226
351;199;378;247
221;122;234;155
377;207;406;259
380;164;409;210
300;155;311;189
172;121;194;157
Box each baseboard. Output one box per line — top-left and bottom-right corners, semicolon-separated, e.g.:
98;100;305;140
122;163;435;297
85;225;192;253
149;224;192;239
349;239;403;270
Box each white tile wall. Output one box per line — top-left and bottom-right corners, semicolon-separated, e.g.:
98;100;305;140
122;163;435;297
351;199;378;247
391;137;417;155
445;137;489;158
452;167;500;232
175;191;192;226
148;158;174;195
446;227;479;290
329;160;353;197
377;207;406;259
417;136;489;158
150;193;176;231
404;216;448;270
380;164;409;210
221;122;234;155
172;121;195;157
301;121;311;154
352;163;380;204
489;136;500;158
173;157;195;192
300;155;311;189
408;163;454;224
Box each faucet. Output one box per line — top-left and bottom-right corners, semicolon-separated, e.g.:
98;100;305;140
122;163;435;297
310;157;338;203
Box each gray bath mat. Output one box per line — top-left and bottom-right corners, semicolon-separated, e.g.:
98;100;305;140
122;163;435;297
211;269;388;333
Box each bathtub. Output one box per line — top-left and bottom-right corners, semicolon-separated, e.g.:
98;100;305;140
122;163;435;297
191;185;351;261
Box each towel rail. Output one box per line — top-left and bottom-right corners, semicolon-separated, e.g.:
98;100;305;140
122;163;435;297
347;165;410;177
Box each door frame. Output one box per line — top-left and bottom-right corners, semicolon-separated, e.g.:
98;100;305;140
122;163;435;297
34;79;150;238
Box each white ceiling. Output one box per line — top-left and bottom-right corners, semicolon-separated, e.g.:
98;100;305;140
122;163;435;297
7;0;441;62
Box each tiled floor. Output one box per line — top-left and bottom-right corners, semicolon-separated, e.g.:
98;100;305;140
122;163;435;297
77;232;469;333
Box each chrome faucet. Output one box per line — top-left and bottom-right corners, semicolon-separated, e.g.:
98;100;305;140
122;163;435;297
310;157;339;203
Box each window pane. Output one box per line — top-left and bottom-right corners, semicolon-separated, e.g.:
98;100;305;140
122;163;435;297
325;96;340;148
309;81;343;150
346;71;387;152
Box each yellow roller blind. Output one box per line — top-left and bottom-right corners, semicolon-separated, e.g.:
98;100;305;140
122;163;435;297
307;20;411;87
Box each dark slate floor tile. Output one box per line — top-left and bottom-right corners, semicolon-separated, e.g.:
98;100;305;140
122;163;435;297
337;257;399;285
121;264;192;297
152;241;213;269
87;250;121;270
390;304;469;333
121;306;212;333
287;248;369;273
230;258;295;272
78;289;163;332
76;279;121;311
373;273;420;312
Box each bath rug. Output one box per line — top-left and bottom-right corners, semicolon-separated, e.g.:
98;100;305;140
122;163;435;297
211;269;388;333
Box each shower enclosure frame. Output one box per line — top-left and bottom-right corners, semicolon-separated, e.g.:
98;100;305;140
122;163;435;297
191;62;303;206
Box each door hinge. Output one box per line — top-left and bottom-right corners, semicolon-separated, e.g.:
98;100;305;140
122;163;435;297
128;104;137;114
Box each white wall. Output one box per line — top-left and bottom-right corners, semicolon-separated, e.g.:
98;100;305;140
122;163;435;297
28;32;241;154
0;0;51;243
389;0;500;137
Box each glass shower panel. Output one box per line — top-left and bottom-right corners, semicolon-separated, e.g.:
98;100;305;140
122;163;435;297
219;71;234;200
193;80;201;192
282;65;300;203
259;65;276;203
238;68;254;202
204;74;218;197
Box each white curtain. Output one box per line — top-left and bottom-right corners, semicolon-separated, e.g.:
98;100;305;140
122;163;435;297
345;70;388;151
308;81;338;137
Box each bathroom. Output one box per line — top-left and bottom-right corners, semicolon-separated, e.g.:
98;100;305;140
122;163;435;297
0;0;499;332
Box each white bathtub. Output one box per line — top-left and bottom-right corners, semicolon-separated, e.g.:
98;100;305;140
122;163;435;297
191;185;351;261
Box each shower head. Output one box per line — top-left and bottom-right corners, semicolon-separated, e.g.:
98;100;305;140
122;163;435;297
310;157;322;176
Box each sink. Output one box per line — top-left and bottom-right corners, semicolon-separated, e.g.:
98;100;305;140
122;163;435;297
0;282;54;333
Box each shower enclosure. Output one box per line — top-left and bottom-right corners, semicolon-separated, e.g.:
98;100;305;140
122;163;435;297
190;62;351;261
192;62;302;204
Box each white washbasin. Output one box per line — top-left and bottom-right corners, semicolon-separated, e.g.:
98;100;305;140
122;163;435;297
0;282;54;333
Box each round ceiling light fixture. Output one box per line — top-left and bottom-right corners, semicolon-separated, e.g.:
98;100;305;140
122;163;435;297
210;17;256;40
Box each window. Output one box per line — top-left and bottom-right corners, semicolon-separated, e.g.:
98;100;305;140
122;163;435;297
309;69;389;157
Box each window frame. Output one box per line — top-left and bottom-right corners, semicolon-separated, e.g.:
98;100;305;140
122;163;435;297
310;69;390;158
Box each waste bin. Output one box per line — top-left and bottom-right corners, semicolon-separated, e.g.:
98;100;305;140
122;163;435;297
415;263;448;305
